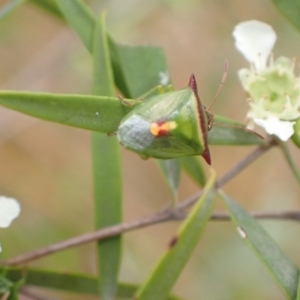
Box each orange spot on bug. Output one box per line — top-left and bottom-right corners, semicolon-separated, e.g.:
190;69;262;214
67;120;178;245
150;121;177;137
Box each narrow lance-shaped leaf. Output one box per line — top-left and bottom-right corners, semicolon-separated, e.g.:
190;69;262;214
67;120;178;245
0;274;14;295
279;139;300;187
0;92;134;133
220;191;299;300
7;285;18;300
91;13;122;300
271;0;300;32
297;275;300;300
4;268;183;300
209;115;264;145
156;159;181;201
292;118;300;148
54;0;169;96
136;170;216;300
54;2;123;298
0;271;24;300
54;0;170;99
54;0;95;50
180;156;206;187
29;0;63;19
0;91;263;147
107;38;170;98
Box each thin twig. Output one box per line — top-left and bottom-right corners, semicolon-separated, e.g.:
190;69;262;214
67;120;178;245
211;210;300;221
1;141;276;266
3;209;300;267
2;211;173;266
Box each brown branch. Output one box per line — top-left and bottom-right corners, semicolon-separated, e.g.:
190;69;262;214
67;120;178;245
1;141;277;267
210;210;300;221
2;210;173;266
3;208;300;267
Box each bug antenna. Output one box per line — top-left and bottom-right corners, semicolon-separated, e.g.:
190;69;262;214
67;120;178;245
206;60;228;111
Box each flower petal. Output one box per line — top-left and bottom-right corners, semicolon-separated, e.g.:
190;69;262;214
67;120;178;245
254;116;295;141
233;20;276;70
0;196;20;228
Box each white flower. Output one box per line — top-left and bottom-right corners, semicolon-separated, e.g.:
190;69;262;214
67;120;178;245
0;196;20;253
233;20;276;71
0;196;20;228
253;116;295;141
233;20;300;141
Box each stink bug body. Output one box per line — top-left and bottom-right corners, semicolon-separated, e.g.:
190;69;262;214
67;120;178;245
117;74;212;164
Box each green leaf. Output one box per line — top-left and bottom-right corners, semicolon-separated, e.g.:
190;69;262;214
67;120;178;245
271;0;300;31
279;140;300;186
55;0;95;50
156;159;181;201
0;272;22;300
180;156;206;187
6;268;126;297
0;92;265;147
7;286;18;300
108;38;169;98
0;274;13;295
0;91;133;133
92;13;114;96
4;268;182;300
29;0;63;19
291;118;300;148
297;275;300;300
220;191;299;300
136;170;216;300
91;133;122;300
0;0;24;21
91;13;121;300
208;115;264;145
55;0;169;99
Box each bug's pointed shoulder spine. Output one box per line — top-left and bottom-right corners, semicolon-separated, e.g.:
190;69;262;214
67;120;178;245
188;74;212;165
188;74;198;94
202;146;211;165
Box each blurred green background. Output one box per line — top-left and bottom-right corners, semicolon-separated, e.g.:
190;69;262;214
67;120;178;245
0;0;300;299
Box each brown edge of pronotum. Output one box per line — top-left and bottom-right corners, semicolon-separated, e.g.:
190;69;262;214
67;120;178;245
188;74;211;165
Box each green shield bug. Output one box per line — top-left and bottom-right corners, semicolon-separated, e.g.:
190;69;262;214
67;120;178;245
116;69;219;165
